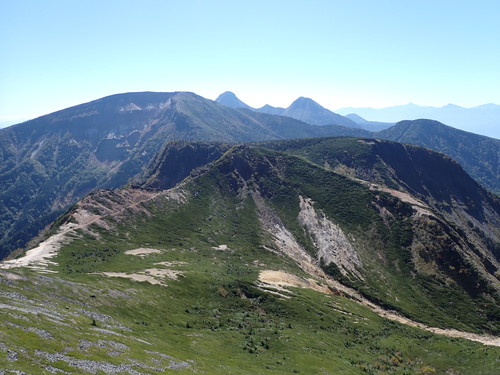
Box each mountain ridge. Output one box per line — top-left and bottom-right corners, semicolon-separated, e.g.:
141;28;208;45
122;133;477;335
281;97;361;128
213;92;499;193
1;91;499;261
4;139;500;328
0;91;368;258
0;138;499;373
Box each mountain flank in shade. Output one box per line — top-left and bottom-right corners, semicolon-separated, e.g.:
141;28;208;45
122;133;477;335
345;113;394;131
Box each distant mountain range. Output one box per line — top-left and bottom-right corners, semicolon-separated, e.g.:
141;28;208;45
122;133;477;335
337;103;500;139
216;91;364;129
1;91;498;260
216;92;500;139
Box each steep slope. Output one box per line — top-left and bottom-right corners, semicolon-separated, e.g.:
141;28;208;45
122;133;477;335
135;141;232;190
1;142;499;373
261;136;500;245
251;113;499;194
0;92;367;259
257;139;500;318
376;119;500;194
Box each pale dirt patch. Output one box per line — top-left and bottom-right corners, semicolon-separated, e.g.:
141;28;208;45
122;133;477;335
357;140;376;145
145;268;183;280
212;244;229;251
0;271;26;281
125;248;161;257
258;270;332;295
254;283;292;299
381;188;435;217
98;262;185;285
364;182;435;217
351;177;434;218
155;261;187;267
252;260;267;267
165;188;187;204
371;307;500;347
101;272;164;285
378;188;423;207
253;192;319;277
72;210;102;228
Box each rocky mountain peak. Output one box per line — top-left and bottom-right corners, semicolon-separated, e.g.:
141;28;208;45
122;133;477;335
215;91;252;109
289;96;320;108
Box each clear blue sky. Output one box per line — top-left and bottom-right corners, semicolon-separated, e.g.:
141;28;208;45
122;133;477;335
1;0;499;123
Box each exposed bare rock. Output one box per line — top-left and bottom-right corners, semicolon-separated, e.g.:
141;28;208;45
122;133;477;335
252;192;318;277
297;196;362;278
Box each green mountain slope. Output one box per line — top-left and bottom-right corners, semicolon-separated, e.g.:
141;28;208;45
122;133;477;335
0;92;367;259
1;92;498;265
1;141;499;374
259;137;500;323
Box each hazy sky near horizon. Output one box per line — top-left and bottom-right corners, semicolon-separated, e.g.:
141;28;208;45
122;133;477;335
1;0;499;123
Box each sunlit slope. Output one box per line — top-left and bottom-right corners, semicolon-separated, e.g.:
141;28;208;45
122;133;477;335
1;141;499;373
0;92;366;258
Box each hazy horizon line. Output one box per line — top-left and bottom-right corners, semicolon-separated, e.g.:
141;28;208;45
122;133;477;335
2;90;500;129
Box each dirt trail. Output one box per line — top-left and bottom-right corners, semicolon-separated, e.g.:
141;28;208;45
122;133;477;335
0;189;170;271
331;278;500;346
260;268;500;347
0;223;79;271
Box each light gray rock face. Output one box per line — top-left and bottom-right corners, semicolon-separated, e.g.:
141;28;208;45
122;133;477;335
297;196;362;278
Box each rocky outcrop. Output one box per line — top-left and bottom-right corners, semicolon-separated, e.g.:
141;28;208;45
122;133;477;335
297;196;362;278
